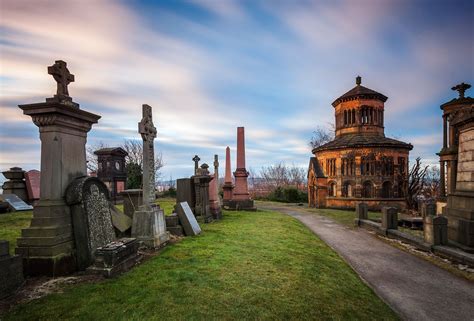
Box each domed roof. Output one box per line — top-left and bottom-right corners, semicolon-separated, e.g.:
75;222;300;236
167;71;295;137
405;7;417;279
332;76;388;107
312;133;413;153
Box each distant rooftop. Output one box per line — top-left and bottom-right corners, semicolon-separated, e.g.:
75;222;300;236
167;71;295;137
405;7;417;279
332;76;388;107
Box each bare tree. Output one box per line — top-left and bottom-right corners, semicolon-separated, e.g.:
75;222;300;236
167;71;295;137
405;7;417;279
86;141;109;172
288;164;307;188
260;162;289;188
406;157;429;210
309;125;335;149
424;166;440;199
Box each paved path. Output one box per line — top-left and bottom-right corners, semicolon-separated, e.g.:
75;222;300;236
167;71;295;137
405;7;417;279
260;204;474;321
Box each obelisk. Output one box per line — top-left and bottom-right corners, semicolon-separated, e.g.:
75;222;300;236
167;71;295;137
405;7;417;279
16;60;100;276
132;104;169;248
232;127;255;210
222;146;234;206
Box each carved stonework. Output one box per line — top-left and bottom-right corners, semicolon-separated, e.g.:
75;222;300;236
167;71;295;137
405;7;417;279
138;104;157;206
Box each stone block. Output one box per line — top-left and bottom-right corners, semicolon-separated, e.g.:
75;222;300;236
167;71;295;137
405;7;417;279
355;203;368;220
65;176;116;271
0;194;33;211
0;253;24;299
165;213;179;227
424;216;448;245
176;178;195;210
176;201;201;236
382;207;398;230
132;204;169;248
87;238;139;278
120;189;143;218
110;204;132;233
0;240;9;257
167;226;185;236
421;203;436;217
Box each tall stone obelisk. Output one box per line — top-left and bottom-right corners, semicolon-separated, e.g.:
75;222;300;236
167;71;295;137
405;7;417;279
222;146;234;206
132;104;169;248
231;127;255;210
16;60;101;276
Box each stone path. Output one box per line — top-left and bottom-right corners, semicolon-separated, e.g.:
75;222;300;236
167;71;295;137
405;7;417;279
260;204;474;321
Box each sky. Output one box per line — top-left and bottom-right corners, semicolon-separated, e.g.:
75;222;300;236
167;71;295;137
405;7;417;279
0;0;473;182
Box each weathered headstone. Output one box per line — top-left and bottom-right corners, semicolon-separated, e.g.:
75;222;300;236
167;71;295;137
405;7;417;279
131;104;169;248
87;238;139;278
65;176;116;270
2;167;28;203
0;240;24;299
424;215;448;246
176;201;201;236
382;207;398;230
25;170;40;205
0;194;33;211
176;178;195;211
16;60;100;276
356;202;368;220
192;163;213;223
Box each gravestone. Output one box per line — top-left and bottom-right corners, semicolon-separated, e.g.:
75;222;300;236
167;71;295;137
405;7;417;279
176;178;195;211
120;189;143;218
0;240;24;299
0;194;33;211
382;207;398;230
65;176;116;270
131;104;169;248
110;204;132;235
424;215;448;246
87;238;139;278
356;203;368;220
176;201;201;236
25;170;40;205
2;167;28;203
209;154;222;219
192;163;213;223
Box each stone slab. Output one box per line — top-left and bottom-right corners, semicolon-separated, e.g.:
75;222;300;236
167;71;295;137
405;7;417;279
0;240;8;256
176;201;201;236
176;178;195;209
110;204;132;233
0;254;24;299
131;204;169;248
24;170;40;203
0;193;33;211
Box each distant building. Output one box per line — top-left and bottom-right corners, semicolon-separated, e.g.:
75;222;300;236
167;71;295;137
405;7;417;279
308;76;413;210
94;147;128;202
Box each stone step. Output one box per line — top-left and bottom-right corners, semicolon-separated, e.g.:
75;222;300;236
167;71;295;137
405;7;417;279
16;239;74;257
21;225;72;238
165;214;179;227
167;226;184;236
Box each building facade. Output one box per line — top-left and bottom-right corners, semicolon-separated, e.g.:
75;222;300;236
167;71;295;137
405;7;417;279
308;77;413;210
94;147;128;202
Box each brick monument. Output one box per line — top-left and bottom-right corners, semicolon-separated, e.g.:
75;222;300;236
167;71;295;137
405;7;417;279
222;146;234;207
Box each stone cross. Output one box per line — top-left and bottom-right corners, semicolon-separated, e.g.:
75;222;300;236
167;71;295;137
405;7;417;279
48;60;75;97
214;155;219;179
451;82;471;98
138;104;157;206
193;155;200;175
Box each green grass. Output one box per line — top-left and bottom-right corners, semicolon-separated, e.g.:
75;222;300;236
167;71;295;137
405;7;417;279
2;209;398;321
0;210;33;253
307;208;381;227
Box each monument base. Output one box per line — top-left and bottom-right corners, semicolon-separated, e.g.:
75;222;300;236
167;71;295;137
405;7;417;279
223;199;256;211
132;205;170;249
210;201;222;219
443;191;474;251
15;202;76;276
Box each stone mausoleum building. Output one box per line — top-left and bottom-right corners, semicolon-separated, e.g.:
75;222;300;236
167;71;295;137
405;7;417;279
94;147;128;203
308;77;413;210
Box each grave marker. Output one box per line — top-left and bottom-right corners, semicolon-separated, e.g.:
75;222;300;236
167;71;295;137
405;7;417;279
176;202;201;236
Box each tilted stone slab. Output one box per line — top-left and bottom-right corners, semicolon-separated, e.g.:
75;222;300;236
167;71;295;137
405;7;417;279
0;194;33;211
65;176;116;271
176;201;201;236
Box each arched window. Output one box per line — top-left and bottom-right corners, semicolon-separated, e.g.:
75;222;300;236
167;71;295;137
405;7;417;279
382;181;392;198
362;181;373;198
351;109;355;124
344;110;347;125
342;181;353;197
328;181;337;197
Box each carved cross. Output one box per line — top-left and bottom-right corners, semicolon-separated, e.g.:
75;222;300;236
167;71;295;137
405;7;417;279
48;60;75;97
451;82;471;99
193;155;200;174
138;104;157;142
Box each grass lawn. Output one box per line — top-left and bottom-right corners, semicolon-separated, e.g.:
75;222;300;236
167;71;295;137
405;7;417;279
0;210;33;253
306;207;381;227
2;208;398;320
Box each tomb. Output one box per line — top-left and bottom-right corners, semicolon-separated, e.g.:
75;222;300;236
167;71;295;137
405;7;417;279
94;147;128;203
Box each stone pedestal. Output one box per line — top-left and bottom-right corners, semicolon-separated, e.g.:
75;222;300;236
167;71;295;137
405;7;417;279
356;203;368;220
16;99;100;276
421;203;436;217
382;207;398;230
120;189;143;218
223;146;234;206
132;204;169;248
0;240;24;299
2;167;28;203
424;216;448;246
176;178;195;212
209;174;222;220
192;173;213;223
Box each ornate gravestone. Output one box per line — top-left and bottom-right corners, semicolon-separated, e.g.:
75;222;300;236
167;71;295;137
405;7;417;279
192;163;213;223
16;60;100;276
131;105;169;248
2;167;28;203
65;176;116;271
209;154;222;219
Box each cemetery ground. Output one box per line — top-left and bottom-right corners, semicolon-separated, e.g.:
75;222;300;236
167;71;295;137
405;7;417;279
0;199;398;320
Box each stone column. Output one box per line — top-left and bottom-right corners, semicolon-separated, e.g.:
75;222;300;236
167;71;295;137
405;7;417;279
223;146;234;205
233;127;250;199
209;155;222;219
16;95;100;276
439;161;446;198
132;104;169;248
443;115;447;149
